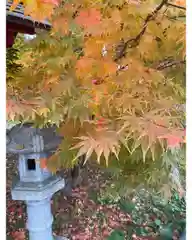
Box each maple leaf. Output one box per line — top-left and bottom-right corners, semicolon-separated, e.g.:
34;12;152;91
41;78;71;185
159;134;184;148
76;57;95;70
7;0;186;194
111;9;122;24
7;99;24;120
9;0;20;11
119;115;185;160
41;0;60;6
36;157;48;168
52;17;69;35
46;152;60;172
12;231;25;240
75;57;95;79
128;0;141;5
183;129;186;143
12;0;56;21
40;158;48;169
71;128;120;165
75;8;101;29
84;37;106;58
103;60;118;76
174;0;186;7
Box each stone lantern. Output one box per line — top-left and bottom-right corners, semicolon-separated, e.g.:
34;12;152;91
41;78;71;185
7;123;67;240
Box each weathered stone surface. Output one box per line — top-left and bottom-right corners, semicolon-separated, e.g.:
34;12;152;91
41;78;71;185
12;174;65;201
7;123;63;154
180;230;186;240
55;236;69;240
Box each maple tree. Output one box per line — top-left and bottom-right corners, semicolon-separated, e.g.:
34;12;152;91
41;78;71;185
7;0;186;194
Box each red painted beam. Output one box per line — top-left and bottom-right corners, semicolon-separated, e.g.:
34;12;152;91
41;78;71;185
6;30;17;48
6;22;35;48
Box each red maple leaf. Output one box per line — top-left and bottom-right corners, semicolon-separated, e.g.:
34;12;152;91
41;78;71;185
11;231;25;240
40;158;48;169
159;134;183;148
75;8;101;28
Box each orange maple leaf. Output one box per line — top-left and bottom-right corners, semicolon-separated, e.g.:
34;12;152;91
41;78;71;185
76;57;95;69
41;0;61;6
175;0;186;7
103;60;118;75
52;17;69;35
75;57;96;79
6;99;23;119
9;0;20;11
75;8;101;28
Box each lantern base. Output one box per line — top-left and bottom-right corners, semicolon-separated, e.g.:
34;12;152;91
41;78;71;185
11;175;65;201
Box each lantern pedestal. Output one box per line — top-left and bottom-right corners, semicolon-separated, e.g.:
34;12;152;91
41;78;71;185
26;198;54;240
26;199;68;240
11;161;66;240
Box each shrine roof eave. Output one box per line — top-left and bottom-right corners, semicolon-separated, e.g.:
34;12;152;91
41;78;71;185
6;2;51;33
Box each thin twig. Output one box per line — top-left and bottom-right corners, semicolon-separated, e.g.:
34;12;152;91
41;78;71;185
155;59;186;70
165;14;186;20
166;2;186;10
115;0;168;61
117;58;185;76
134;0;168;41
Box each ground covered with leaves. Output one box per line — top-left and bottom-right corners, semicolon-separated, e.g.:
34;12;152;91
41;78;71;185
7;156;185;240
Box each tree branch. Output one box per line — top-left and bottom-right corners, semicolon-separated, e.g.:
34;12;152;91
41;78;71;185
117;58;185;76
166;2;186;10
115;0;168;61
155;59;186;70
165;14;186;20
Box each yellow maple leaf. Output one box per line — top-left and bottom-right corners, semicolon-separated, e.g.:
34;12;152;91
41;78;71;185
38;107;50;117
10;0;57;21
9;0;20;11
52;16;69;35
84;37;106;58
71;128;120;165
